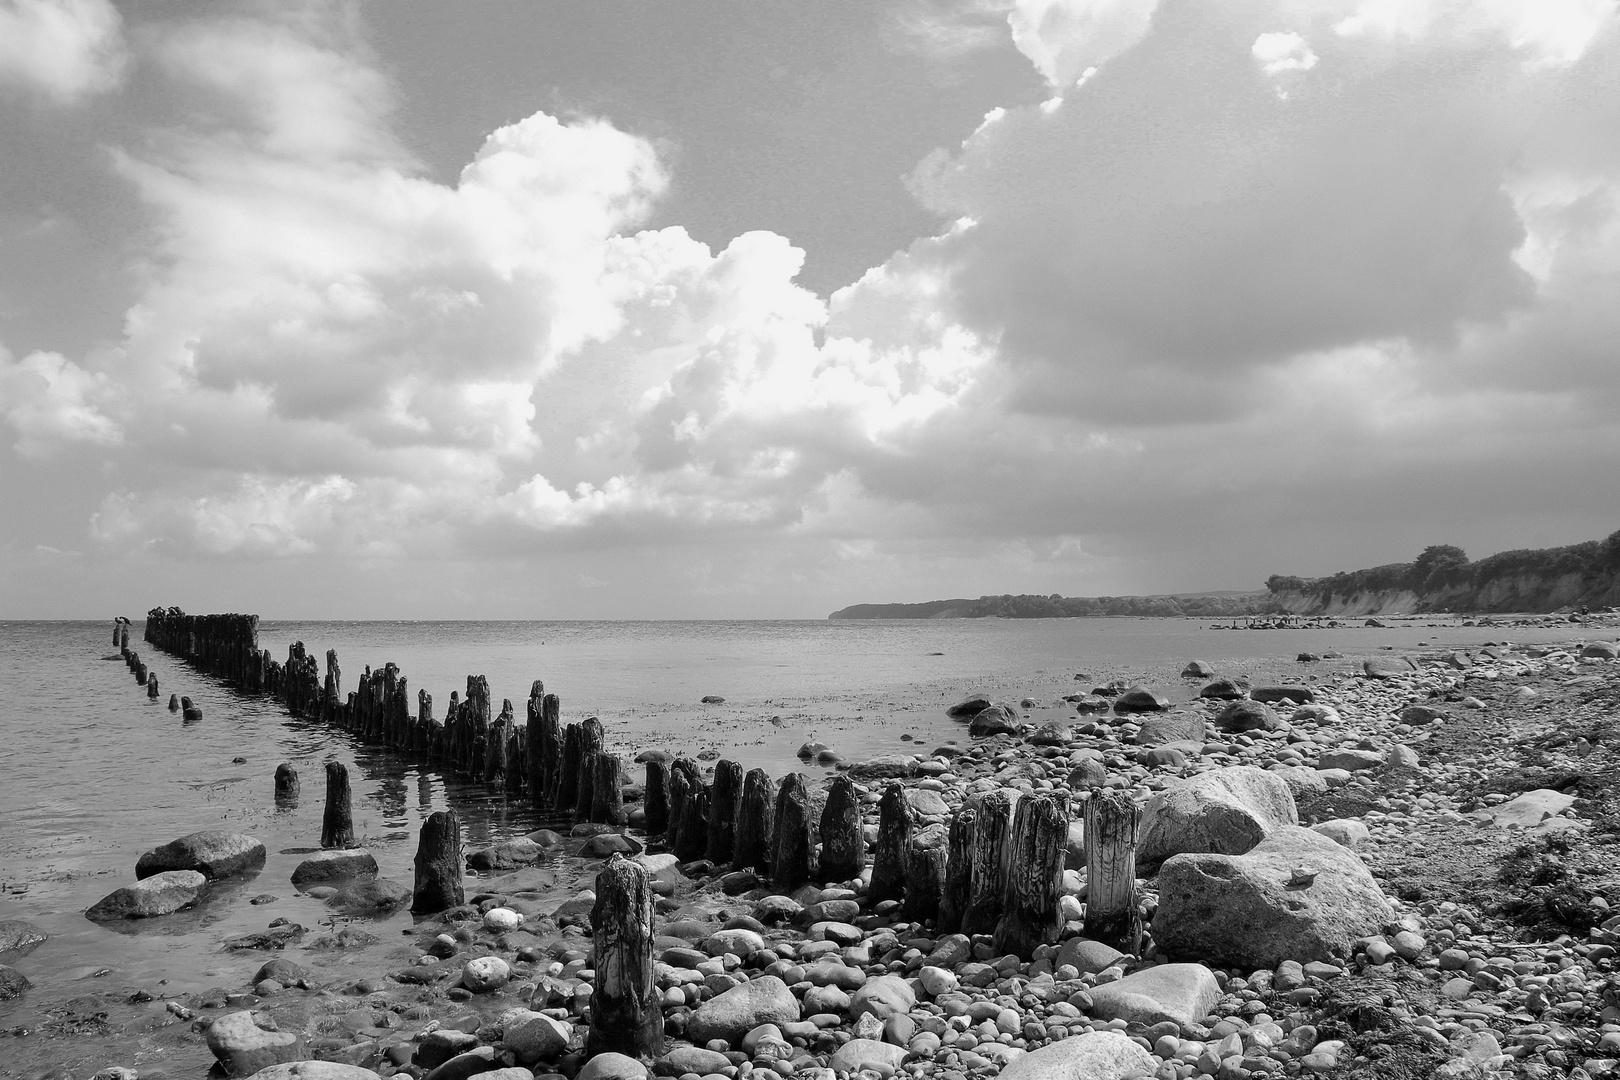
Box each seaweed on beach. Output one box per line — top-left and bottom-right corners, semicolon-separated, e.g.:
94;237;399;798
1315;973;1450;1080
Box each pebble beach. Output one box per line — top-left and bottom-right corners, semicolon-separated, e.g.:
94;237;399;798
5;617;1620;1080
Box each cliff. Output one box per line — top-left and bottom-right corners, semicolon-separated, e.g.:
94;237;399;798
1267;533;1620;615
828;591;1277;620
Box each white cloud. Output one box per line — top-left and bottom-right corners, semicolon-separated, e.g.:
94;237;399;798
1008;0;1160;88
1252;31;1319;76
0;0;126;103
1335;0;1615;68
0;347;122;456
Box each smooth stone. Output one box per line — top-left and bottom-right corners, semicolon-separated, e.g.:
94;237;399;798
1310;819;1369;849
86;870;208;921
0;964;30;1001
462;956;511;993
290;849;378;885
1138;766;1298;870
329;878;411;914
1087;964;1221;1029
686;975;800;1044
829;1039;907;1073
996;1030;1155;1080
467;838;548;872
575;1053;648;1080
243;1066;383;1080
504;1011;571;1063
1055;939;1125;976
0;921;47;960
1476;789;1577;828
137;831;267;881
851;974;916;1021
1317;749;1384;772
206;1010;304;1077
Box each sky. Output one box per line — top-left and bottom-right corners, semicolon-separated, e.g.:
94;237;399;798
1;0;1618;620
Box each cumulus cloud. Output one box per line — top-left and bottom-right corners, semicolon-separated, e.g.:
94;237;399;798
0;347;121;456
1008;0;1161;87
0;0;126;102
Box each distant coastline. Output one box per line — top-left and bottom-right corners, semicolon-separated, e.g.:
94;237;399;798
830;530;1620;619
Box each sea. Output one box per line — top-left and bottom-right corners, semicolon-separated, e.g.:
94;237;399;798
0;615;1610;1069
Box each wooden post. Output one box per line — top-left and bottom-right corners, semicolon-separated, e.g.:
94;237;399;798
526;681;546;807
321;762;354;849
706;759;743;865
817;775;866;883
558;723;582;811
181;696;202;723
668;767;691;854
675;782;709;862
274;763;300;805
587;854;662;1058
994;793;1070;958
904;823;949;923
119;621;129;656
1083;790;1142;953
939;807;976;934
147;673;159;699
592;752;626;826
962;790;1015;936
486;699;514;784
575;717;604;822
323;650;341;726
645;759;671;837
870;783;913;904
411;810;464;915
735;768;775;875
771;773;813;889
168;693;180;711
538;693;561;807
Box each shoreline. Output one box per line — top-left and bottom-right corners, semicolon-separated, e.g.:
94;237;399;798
3;625;1620;1080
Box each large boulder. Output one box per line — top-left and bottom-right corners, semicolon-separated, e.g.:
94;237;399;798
1152;826;1394;968
206;1011;304;1077
136;831;265;881
1198;679;1248;700
1112;686;1169;713
947;696;992;719
329;878;411;915
1086;964;1220;1029
686;975;800;1044
0;964;29;1001
0;920;47;960
996;1031;1155;1080
968;706;1020;737
1212;699;1284;733
1138;767;1298;871
290;850;378;885
86;870;208;921
467;838;547;872
1133;712;1206;747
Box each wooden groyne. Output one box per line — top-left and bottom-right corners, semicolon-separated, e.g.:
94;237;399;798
136;608;1103;958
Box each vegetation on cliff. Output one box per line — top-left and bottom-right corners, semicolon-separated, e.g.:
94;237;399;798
828;592;1277;620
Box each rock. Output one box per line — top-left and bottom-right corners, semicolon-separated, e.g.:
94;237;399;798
1290;704;1340;725
1385;744;1420;769
1181;661;1215;678
1134;712;1206;747
462;956;511;993
1213;699;1284;734
1477;789;1577;828
1198;679;1248;701
206;1010;304;1077
0;964;30;1001
1310;819;1370;849
329;878;411;914
969;706;1020;737
0;920;47;960
1274;766;1329;801
1029;720;1073;746
1087;963;1221;1029
254;958;307;984
1399;704;1446;725
1152;826;1395;968
467;838;547;872
1580;641;1619;659
1072;695;1111;714
1318;749;1384;772
581;833;636;858
829;1039;908;1073
850;974;916;1021
575;1054;647;1080
1113;686;1169;713
1251;686;1314;705
1296;653;1320;663
665;1047;731;1075
905;788;951;819
706;928;766;957
686;975;800;1044
136;831;266;881
918;966;959;996
290;849;378;885
1138;766;1299;869
1363;658;1416;679
243;1066;382;1080
997;1031;1155;1080
423;1048;497;1080
484;907;524;932
1056;938;1124;976
948;696;992;719
701;695;726;704
415;1031;479;1069
848;755;916;780
86;869;208;920
504;1011;571;1063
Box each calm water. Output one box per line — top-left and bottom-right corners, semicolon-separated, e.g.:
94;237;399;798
0;615;1608;1060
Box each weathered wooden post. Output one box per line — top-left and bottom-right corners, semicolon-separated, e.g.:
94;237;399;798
181;696;202;723
735;768;775;875
995;793;1070;958
706;760;743;865
592;752;625;826
119;621;129;656
904;823;949;923
147;673;159;699
321;762;354;848
323;650;341;726
558;723;583;811
486;699;514;784
674;783;709;862
538;693;561;807
869;783;914;903
587;854;662;1057
1083;790;1142;953
168;693;180;711
771;773;813;889
411;810;464;914
274;763;300;805
525;681;546;807
645;758;671;837
817;775;865;882
962;789;1015;936
574;717;604;822
667;767;692;853
939;807;976;934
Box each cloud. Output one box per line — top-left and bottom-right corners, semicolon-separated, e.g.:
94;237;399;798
0;346;122;457
1008;0;1161;87
1251;31;1319;76
0;0;126;103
